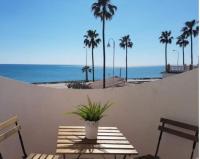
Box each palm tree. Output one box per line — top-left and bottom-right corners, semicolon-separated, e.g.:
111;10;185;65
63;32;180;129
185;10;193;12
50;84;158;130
176;34;189;66
92;0;117;88
159;31;173;72
119;35;133;82
82;65;91;82
182;20;199;67
84;30;101;82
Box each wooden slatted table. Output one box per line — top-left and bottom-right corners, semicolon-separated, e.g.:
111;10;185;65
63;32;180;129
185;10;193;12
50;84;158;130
56;126;138;159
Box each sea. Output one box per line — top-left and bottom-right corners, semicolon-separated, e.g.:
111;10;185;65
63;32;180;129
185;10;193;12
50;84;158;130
0;64;164;83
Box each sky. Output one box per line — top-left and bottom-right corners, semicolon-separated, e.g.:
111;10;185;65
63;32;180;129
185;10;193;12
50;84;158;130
0;0;199;67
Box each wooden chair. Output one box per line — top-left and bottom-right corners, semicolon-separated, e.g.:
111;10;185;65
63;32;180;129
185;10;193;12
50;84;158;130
135;118;198;159
0;116;60;159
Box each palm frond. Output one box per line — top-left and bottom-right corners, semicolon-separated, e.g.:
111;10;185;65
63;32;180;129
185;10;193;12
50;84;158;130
128;42;133;48
176;34;189;48
91;0;117;21
182;19;199;38
119;42;125;49
119;35;133;49
193;27;199;37
84;30;101;49
159;31;173;44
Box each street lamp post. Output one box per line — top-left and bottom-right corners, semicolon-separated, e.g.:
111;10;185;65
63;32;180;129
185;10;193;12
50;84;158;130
107;38;115;78
172;50;179;66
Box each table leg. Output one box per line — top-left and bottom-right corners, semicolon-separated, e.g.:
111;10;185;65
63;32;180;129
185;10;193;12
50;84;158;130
76;153;81;159
123;155;127;159
63;154;65;159
114;155;117;159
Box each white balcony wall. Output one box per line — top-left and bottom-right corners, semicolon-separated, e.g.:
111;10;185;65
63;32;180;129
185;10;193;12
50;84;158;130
0;69;198;159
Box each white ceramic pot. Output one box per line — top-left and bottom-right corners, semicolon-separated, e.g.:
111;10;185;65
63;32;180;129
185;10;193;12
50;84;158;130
85;121;99;139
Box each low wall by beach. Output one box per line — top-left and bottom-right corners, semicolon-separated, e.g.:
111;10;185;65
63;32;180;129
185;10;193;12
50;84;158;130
0;69;198;159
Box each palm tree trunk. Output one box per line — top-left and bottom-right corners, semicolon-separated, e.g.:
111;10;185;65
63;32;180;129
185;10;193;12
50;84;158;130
126;46;128;82
165;43;168;72
190;34;193;67
86;70;88;82
92;47;95;82
102;15;106;88
182;46;185;66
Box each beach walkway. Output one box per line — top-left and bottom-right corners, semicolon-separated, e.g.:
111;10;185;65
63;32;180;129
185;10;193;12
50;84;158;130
89;77;125;89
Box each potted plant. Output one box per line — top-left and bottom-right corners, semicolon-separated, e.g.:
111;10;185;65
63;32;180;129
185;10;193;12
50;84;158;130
69;97;112;139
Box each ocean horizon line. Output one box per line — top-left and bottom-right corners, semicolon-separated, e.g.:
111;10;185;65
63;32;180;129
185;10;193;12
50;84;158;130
0;63;165;68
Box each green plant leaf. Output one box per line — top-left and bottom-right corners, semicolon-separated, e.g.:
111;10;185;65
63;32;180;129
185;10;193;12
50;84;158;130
66;96;112;121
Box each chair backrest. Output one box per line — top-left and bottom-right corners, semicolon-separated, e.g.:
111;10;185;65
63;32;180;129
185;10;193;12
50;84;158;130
0;116;27;159
155;118;198;159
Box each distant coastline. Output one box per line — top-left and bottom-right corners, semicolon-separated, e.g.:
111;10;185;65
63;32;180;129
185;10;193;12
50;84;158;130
31;77;163;85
